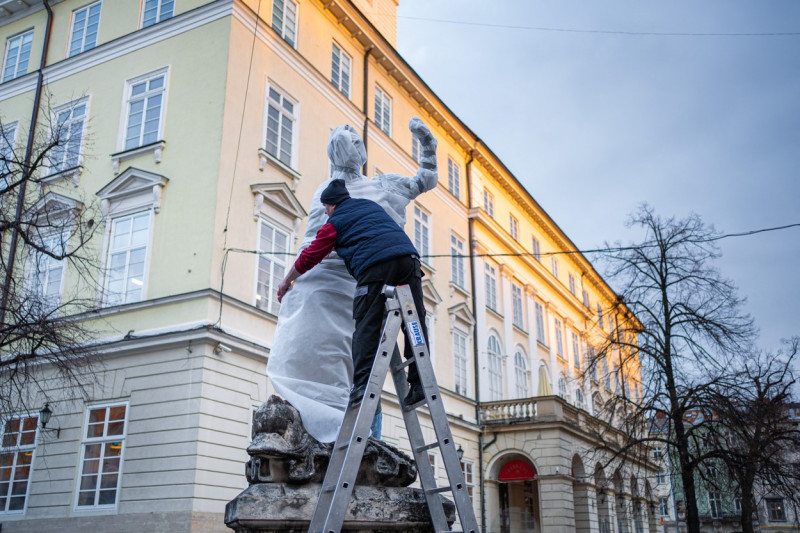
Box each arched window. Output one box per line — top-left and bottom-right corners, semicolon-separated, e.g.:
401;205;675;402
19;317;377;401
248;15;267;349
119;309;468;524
514;349;528;398
576;388;584;410
487;334;503;401
557;375;567;400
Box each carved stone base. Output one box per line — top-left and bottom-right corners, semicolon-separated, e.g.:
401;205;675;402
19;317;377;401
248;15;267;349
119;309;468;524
225;482;455;532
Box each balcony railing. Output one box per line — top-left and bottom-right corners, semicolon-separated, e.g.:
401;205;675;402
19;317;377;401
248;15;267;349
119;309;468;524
480;398;538;425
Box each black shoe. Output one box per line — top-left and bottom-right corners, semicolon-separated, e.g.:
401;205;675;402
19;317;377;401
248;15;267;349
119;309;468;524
403;383;425;406
349;385;366;405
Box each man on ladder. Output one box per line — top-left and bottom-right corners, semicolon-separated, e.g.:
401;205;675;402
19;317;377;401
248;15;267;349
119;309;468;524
278;179;479;533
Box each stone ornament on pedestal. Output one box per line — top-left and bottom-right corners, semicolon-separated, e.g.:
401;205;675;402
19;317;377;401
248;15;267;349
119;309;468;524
225;396;455;532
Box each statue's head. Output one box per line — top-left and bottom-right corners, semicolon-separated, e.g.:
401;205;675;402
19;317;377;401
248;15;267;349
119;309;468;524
327;124;367;171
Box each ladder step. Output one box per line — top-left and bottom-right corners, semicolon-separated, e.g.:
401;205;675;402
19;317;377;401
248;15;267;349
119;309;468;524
393;357;415;371
426;485;452;495
403;397;428;412
414;441;440;454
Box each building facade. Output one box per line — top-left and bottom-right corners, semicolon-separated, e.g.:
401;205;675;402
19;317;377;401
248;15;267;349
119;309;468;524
0;1;658;531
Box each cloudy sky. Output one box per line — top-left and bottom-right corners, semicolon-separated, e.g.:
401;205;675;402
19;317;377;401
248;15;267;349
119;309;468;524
396;1;800;353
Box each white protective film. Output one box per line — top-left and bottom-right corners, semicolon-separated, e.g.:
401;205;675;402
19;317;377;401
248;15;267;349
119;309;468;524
266;118;438;442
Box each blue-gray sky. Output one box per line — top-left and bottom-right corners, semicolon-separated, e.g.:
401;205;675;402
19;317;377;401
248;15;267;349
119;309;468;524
396;1;800;353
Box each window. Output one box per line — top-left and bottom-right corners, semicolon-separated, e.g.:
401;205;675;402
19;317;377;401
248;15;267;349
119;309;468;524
25;234;67;310
256;220;289;315
554;318;564;357
572;332;580;371
104;212;152;306
551;257;558;278
557;376;566;399
447;158;460;199
0;415;38;513
50;98;88;173
485;264;498;311
588;346;597;381
575;388;584;409
767;499;787;521
531;236;541;261
511;284;523;328
483;188;494;217
509;214;518;241
613;364;620;393
608;314;615;336
271;0;297;47
659;497;670;517
487;334;503;401
582;289;590;309
265;85;296;167
597;303;604;329
69;2;102;57
708;491;722;519
123;69;167;151
603;358;611;390
656;470;666;484
374;86;392;136
76;404;127;508
460;460;474;502
514;350;528;398
413;206;430;264
450;235;465;289
411;136;421;163
653;447;664;461
428;451;438;480
331;42;351;98
568;273;575;294
534;302;545;344
2;29;33;82
1;122;18;187
734;492;742;513
141;0;174;28
453;331;468;396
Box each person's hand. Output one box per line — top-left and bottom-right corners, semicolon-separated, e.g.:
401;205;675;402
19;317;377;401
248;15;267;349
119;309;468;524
409;117;434;144
277;279;292;303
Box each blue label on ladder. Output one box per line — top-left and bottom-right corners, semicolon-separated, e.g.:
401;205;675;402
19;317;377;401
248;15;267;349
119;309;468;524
408;320;424;346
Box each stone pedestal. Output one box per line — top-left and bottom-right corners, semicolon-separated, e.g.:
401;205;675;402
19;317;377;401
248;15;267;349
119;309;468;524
225;482;455;533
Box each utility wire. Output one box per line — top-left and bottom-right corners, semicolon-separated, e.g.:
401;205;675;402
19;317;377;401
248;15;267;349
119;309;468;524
397;14;800;38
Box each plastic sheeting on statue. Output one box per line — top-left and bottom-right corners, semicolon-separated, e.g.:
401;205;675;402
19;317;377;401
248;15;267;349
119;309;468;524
266;119;438;443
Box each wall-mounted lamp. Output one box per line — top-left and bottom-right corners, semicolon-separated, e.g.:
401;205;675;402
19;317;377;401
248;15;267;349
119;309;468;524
457;444;464;461
39;403;61;438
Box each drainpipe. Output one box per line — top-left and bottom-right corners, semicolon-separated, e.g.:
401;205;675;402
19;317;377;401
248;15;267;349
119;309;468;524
0;0;54;327
361;47;373;175
465;146;488;532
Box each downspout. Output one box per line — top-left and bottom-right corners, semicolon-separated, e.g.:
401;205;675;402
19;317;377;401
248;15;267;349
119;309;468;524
0;0;54;327
465;146;488;532
361;47;373;176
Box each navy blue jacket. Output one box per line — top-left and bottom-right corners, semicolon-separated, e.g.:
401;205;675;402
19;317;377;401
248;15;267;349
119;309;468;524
327;198;418;280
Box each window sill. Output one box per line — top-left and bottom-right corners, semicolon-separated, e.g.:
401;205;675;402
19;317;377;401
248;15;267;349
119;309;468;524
258;148;301;191
486;306;503;320
41;165;83;187
111;140;166;174
449;281;470;298
536;340;549;351
512;324;527;335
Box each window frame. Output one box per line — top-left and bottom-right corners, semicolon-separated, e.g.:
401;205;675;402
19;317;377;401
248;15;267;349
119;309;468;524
120;67;169;152
514;349;528;398
141;0;175;28
271;0;298;48
374;85;392;136
1;121;18;187
413;204;431;266
2;29;34;83
554;318;564;357
767;498;787;522
411;135;421;163
483;188;494;217
509;214;519;241
68;1;102;57
568;272;576;294
74;402;129;510
447;157;460;199
0;413;39;514
23;231;68;312
571;332;580;371
460;460;475;503
48;96;89;176
659;497;670;517
263;82;298;170
531;236;541;261
534;301;545;345
551;256;558;279
575;387;584;410
254;218;291;315
484;263;498;312
102;210;154;306
487;334;503;401
708;490;723;519
511;283;523;328
450;234;465;289
330;41;351;99
453;329;469;396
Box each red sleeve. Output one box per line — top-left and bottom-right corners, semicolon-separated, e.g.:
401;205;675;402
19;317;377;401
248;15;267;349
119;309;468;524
294;222;337;274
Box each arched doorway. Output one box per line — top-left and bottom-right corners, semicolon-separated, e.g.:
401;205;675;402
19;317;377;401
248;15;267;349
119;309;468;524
497;457;540;533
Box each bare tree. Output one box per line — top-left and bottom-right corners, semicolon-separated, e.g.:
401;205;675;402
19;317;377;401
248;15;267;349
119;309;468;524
585;204;756;533
701;338;800;533
0;96;101;420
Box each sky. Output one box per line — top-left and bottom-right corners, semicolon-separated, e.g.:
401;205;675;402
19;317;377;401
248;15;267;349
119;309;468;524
395;0;800;353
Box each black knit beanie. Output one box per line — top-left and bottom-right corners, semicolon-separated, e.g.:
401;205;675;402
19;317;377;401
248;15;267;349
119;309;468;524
320;179;351;205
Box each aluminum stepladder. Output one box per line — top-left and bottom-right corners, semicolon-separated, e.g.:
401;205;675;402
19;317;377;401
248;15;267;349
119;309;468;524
308;284;479;533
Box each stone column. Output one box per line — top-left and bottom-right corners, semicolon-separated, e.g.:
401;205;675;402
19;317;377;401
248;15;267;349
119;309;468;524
499;265;514;398
597;488;616;533
539;472;576;532
573;481;599;533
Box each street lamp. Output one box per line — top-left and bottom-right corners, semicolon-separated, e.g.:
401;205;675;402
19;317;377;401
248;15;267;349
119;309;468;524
39;403;60;438
456;444;464;461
